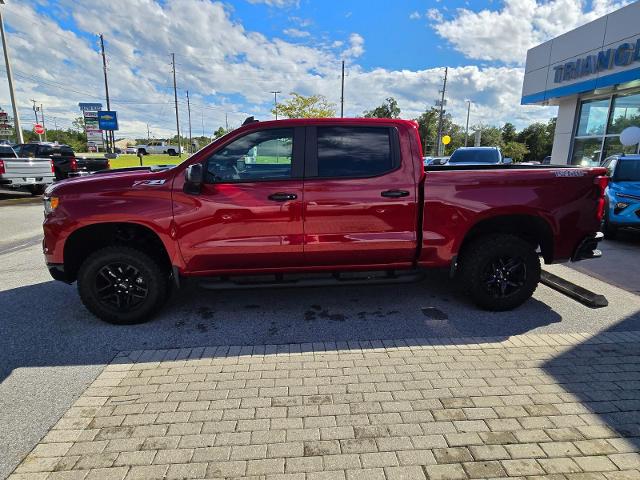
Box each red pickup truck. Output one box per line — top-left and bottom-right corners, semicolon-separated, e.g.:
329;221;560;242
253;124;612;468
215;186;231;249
42;118;607;324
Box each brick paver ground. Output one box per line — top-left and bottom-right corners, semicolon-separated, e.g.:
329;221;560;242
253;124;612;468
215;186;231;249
8;332;640;480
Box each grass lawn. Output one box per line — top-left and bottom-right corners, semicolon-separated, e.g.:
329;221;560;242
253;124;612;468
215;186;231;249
108;154;184;169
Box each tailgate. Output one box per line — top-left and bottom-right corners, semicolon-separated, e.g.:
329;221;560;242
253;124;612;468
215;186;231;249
3;157;53;177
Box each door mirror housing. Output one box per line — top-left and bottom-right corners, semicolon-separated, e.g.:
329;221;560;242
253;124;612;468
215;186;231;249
184;163;204;194
503;157;513;165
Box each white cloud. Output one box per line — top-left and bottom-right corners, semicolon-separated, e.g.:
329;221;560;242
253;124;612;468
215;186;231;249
283;28;310;38
409;11;422;20
0;0;557;140
343;33;365;59
246;0;298;7
426;8;443;22
432;0;632;64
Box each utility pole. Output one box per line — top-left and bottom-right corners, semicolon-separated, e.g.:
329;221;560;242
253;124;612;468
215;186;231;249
53;117;58;142
464;100;472;147
225;112;229;130
271;91;281;120
30;99;41;141
146;123;150;142
99;33;112;153
0;2;23;144
186;90;192;154
40;103;46;141
340;60;345;118
201;110;204;138
435;66;448;156
171;53;181;157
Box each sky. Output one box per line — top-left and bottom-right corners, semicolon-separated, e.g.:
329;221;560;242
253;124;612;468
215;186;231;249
0;0;633;139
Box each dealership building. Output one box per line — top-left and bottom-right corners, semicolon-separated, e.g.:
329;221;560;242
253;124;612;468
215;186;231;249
522;1;640;165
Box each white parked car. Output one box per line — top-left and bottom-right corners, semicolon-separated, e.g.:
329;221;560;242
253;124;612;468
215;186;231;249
136;141;182;156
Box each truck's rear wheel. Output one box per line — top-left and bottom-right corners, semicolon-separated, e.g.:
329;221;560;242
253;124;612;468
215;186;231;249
167;149;177;156
77;246;168;324
459;234;540;311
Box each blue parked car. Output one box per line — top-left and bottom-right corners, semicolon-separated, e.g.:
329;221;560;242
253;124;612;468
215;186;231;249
601;155;640;238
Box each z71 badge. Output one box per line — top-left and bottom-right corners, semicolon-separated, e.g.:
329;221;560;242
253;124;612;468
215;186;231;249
132;179;166;186
554;170;585;177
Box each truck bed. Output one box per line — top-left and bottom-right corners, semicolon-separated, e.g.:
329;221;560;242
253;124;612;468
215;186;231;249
419;164;607;267
0;157;55;189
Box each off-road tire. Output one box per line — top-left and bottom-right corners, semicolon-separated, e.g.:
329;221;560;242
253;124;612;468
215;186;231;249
77;246;169;324
28;185;46;196
459;233;541;311
167;149;177;156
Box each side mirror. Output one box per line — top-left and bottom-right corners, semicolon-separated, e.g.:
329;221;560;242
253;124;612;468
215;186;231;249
184;163;204;194
503;157;513;165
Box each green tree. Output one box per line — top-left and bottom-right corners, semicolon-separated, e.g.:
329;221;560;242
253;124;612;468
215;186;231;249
414;107;439;154
472;125;503;148
516;118;555;162
71;116;85;133
273;92;336;118
213;126;229;139
501;122;517;143
502;141;529;162
363;97;401;119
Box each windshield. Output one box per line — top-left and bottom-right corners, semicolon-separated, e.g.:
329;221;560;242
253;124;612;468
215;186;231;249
449;149;500;164
616;160;640;181
0;145;16;157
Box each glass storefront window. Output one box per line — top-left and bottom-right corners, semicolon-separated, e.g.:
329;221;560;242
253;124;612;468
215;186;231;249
608;93;640;134
571;138;603;166
602;136;638;160
576;98;610;136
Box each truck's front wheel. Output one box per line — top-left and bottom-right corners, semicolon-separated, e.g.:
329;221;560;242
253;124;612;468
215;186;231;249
459;234;540;311
77;246;169;324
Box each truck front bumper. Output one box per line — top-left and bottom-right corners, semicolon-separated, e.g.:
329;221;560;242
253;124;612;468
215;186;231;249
47;263;73;283
572;232;604;262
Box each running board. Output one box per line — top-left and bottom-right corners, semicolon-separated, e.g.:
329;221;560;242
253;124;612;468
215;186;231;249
540;270;608;308
196;270;425;291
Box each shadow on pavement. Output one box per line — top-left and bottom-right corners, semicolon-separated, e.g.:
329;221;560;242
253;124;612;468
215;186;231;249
0;271;568;384
544;315;640;451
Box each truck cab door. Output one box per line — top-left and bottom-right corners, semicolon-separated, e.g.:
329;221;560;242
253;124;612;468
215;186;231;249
173;127;305;273
302;125;418;267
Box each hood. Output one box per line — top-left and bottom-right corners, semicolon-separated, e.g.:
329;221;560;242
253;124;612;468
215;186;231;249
46;166;176;197
610;181;640;197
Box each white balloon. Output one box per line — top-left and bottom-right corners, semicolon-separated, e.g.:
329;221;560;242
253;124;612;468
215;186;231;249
620;126;640;146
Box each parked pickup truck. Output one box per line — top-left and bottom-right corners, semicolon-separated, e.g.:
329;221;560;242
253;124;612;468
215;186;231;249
0;145;54;195
42;118;608;324
15;143;110;180
136;141;182;156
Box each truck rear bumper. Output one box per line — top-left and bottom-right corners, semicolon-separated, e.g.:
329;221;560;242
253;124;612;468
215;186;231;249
571;232;604;262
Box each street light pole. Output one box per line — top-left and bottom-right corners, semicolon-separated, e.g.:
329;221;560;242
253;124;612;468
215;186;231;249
171;53;181;157
40;103;46;141
186;90;192;154
340;60;345;118
436;67;448;156
30;99;41;141
0;2;23;144
99;33;112;153
271;91;281;120
464;100;472;147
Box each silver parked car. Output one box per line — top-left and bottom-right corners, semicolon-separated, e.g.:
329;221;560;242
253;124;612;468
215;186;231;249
0;145;55;195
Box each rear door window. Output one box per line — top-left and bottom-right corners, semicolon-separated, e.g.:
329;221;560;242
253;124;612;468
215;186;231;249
315;126;395;178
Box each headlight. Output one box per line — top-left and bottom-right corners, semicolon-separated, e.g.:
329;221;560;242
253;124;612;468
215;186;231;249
44;196;59;215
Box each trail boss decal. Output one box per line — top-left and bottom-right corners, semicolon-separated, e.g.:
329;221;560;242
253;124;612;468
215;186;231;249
132;179;166;187
554;170;585;177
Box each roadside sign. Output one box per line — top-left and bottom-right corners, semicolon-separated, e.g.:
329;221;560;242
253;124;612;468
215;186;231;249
442;135;451;145
97;111;118;131
34;124;44;135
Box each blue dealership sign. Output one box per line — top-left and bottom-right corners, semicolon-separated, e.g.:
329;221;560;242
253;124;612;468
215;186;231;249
97;111;119;130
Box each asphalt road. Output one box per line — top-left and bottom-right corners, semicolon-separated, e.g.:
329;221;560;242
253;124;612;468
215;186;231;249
0;200;639;479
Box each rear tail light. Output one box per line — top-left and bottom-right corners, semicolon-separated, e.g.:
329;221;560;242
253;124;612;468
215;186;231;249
50;160;55;173
70;157;77;171
594;176;609;222
0;160;4;175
